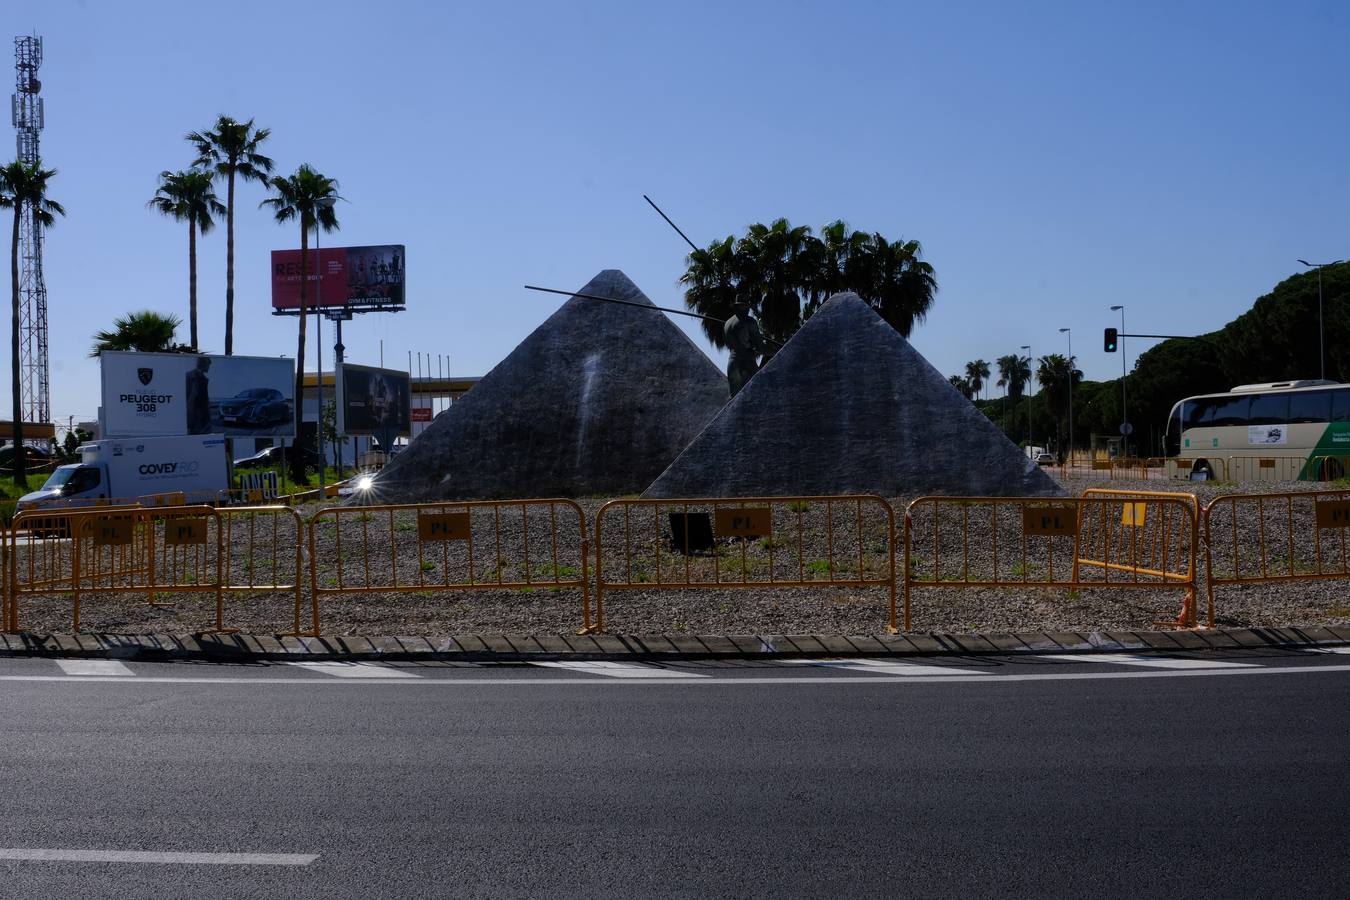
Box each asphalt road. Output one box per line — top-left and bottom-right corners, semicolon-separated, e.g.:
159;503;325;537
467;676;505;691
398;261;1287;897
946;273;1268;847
0;650;1347;899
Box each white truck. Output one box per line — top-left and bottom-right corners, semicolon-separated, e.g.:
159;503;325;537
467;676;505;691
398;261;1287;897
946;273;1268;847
16;434;230;512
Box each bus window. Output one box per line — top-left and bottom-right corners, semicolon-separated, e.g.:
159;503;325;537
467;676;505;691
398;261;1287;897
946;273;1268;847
1289;390;1332;424
1188;398;1218;428
1249;393;1290;425
1209;396;1250;427
1334;390;1350;422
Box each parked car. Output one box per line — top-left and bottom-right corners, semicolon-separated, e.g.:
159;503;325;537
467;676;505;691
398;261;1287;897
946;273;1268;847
234;445;323;471
0;443;52;474
218;388;291;427
1036;452;1055;467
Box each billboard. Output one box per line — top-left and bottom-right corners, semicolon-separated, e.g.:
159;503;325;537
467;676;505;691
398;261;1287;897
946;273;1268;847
100;351;295;438
339;363;412;440
271;244;406;312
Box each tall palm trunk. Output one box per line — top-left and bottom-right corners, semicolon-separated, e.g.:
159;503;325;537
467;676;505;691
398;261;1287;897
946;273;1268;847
224;172;235;356
10;201;26;489
291;224;308;483
188;212;198;350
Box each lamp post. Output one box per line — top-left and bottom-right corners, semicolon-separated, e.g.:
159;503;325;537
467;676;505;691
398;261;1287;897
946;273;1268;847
314;196;337;496
1020;344;1032;452
1058;327;1072;464
1109;305;1127;456
1297;259;1343;380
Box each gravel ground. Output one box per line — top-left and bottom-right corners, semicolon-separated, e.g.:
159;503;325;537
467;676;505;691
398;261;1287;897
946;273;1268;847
6;478;1349;636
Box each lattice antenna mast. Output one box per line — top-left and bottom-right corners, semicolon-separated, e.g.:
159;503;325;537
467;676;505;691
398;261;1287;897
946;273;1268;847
12;34;49;428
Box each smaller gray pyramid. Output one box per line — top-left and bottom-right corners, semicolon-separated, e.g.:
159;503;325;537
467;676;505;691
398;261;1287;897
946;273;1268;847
643;292;1063;498
368;270;728;501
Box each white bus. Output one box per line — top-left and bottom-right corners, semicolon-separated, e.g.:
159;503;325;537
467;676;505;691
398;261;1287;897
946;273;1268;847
1163;380;1350;481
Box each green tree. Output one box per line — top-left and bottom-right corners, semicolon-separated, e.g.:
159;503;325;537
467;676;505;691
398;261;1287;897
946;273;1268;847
147;169;225;350
680;219;938;349
948;373;974;400
0;159;65;489
90;310;192;356
965;359;991;401
996;354;1032;401
261;164;341;483
187;116;274;356
1036;353;1083;451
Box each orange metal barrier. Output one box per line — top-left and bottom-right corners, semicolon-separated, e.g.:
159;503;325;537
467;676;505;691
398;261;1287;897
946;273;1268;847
1203;489;1350;627
904;494;1199;631
6;505;224;633
308;499;589;633
218;505;309;636
1224;456;1311;483
593;496;897;633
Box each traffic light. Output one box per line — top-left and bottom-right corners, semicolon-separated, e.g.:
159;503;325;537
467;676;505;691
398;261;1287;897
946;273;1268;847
1104;327;1118;352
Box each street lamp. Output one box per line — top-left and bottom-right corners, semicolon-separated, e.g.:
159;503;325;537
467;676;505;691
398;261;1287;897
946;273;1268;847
1109;305;1127;456
1297;259;1344;380
314;196;337;496
1058;327;1072;464
1021;344;1032;451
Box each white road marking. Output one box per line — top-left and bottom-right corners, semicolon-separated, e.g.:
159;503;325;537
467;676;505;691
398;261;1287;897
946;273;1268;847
0;849;317;866
530;661;710;678
784;658;981;676
54;660;134;677
1036;653;1258;669
0;663;1347;686
283;662;420;679
1307;646;1350;654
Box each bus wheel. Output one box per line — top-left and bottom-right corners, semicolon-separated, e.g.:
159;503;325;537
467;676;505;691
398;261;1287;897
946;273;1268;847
1320;457;1345;481
1191;461;1215;482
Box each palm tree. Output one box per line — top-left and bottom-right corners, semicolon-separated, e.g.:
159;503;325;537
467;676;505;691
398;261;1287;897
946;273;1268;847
965;359;991;402
261;165;341;482
681;219;940;351
680;234;741;348
739;218;815;352
948;374;975;400
187;116;274;356
1036;353;1083;452
852;233;938;338
147;170;225;350
0;160;64;489
90;311;190;357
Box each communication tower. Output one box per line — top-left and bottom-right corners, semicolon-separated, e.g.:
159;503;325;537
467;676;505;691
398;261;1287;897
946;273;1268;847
12;34;49;429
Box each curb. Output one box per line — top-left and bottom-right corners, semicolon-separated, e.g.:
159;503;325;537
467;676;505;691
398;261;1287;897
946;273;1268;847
1;626;1348;662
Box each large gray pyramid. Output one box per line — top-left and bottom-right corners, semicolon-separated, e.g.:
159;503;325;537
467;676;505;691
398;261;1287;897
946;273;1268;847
368;270;729;501
643;292;1063;498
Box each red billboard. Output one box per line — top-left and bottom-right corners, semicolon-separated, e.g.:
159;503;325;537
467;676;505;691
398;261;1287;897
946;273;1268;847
411;406;433;422
271;244;405;313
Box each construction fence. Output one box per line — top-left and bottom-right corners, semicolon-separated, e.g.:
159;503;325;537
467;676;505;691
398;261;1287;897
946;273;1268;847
1;487;1348;635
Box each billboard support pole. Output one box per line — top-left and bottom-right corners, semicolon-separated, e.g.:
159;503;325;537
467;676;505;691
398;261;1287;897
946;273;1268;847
333;312;346;477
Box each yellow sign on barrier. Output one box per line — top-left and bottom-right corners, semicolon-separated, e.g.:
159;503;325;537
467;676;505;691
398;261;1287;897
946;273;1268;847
1023;507;1077;536
714;507;771;537
1315;500;1350;529
92;518;134;546
1121;502;1147;527
164;518;208;545
418;512;471;541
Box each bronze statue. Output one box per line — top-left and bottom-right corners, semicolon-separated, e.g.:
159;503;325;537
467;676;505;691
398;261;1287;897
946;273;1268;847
723;301;762;398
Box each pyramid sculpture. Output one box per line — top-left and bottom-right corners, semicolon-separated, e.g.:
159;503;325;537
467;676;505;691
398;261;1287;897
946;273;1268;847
644;292;1063;498
368;270;729;501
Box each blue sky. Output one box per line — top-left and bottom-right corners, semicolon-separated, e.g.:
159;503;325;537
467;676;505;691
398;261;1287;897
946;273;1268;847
19;0;1350;427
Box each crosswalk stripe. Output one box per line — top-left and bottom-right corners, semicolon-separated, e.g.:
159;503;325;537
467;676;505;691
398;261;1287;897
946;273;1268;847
530;661;709;679
54;660;134;677
283;662;420;679
783;658;981;676
1036;653;1258;669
